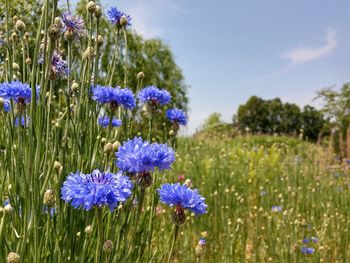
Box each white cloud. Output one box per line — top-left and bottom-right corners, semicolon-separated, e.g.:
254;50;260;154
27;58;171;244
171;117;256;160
120;0;186;38
282;28;337;64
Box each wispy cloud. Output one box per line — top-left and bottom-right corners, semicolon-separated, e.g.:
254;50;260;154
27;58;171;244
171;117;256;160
234;28;338;85
124;0;186;38
282;28;337;64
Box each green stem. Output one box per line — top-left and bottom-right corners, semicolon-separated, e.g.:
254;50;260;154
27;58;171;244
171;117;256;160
95;208;103;263
167;225;179;263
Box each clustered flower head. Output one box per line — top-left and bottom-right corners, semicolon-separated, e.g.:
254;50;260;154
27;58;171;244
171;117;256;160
158;183;207;225
98;116;122;128
138;86;171;110
0;81;39;107
49;51;69;80
107;7;131;27
166;108;187;126
301;246;315;255
61;169;133;211
92;85;136;110
116;137;175;174
61;12;85;41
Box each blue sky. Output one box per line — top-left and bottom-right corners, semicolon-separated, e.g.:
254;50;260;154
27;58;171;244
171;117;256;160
100;0;350;134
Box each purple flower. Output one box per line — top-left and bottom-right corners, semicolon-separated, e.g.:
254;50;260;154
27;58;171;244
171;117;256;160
138;86;171;106
1;99;11;112
271;205;282;212
48;51;69;79
198;238;206;246
98;116;122;128
107;7;131;27
0;81;39;105
15;116;30;127
92;86;136;109
116;137;175;174
61;169;133;211
301;247;315;254
166;108;187;126
158;183;207;215
61;12;85;40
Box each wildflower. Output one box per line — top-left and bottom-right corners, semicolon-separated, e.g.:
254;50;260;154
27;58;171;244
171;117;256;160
92;85;136;110
116;137;175;188
61;169;133;211
15;116;30;127
301;246;315;254
178;175;185;182
166;108;187;126
271;205;282;213
0;98;11;112
0;81;38;107
116;137;175;174
138;86;171;110
48;51;69;80
98;116;122;128
158;183;207;225
107;7;131;27
195;238;206;257
61;12;85;41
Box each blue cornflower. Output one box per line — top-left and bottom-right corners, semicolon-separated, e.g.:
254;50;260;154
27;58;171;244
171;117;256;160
15;116;30;127
301;247;315;254
42;51;69;80
0;81;39;105
158;183;208;215
92;85;136;109
1;99;11;112
198;238;206;246
107;7;131;27
61;169;133;211
61;12;85;40
271;205;282;212
138;86;171;107
3;198;10;206
116;137;175;174
98;116;122;128
166;108;187;126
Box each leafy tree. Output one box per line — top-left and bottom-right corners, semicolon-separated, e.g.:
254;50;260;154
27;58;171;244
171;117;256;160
201;112;223;130
300;105;325;141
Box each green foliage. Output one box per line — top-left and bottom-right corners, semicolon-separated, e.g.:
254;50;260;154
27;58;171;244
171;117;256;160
236;96;326;141
200;112;223;130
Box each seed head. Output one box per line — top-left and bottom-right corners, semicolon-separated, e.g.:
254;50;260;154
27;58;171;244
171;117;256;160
43;189;56;207
11;32;18;41
71;82;79;92
84;225;93;235
120;15;129;26
137;71;145;79
86;1;97;14
24;32;30;39
25;58;32;65
103;240;114;253
12;16;18;23
7;252;20;263
54;161;62;172
94;6;102;18
97;35;103;46
49;24;61;41
13;63;20;71
83;47;94;60
15;20;26;31
104;142;114;154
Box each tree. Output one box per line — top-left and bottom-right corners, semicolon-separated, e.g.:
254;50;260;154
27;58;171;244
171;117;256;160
301;105;325;141
201;112;223;130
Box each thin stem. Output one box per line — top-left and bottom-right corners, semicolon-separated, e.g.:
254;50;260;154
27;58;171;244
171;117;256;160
167;225;179;263
95;208;103;263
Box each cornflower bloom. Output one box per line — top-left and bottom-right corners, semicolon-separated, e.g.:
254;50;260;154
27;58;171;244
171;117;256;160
61;12;85;41
92;85;136;110
138;85;171;111
98;116;122;128
107;7;131;27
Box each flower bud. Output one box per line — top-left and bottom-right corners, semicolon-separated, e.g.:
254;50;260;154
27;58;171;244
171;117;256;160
24;32;30;39
94;6;102;18
25;57;32;65
169;130;175;136
0;97;4;108
15;20;26;31
184;179;192;188
103;240;114;253
85;225;93;235
54;17;62;26
4;204;13;214
195;238;206;257
120;15;128;26
97;35;103;46
13;63;20;71
48;24;61;41
136;172;153;189
104;142;114;154
54;161;62;172
86;1;97;13
83;47;94;60
137;71;145;79
11;32;18;41
112;141;121;151
71;82;79;92
43;189;56;207
12;16;18;23
7;252;20;263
